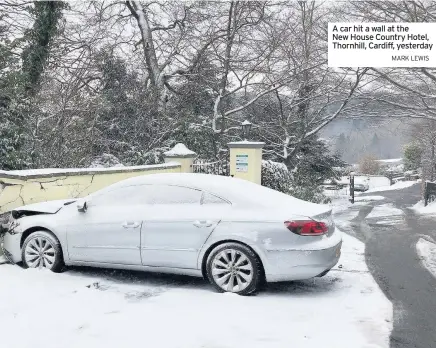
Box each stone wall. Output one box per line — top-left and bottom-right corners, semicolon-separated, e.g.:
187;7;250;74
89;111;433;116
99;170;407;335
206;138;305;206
0;141;266;213
0;162;181;213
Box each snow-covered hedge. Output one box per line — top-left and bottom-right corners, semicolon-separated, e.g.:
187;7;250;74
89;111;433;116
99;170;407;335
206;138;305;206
261;160;292;193
261;160;329;203
88;153;125;168
289;183;329;204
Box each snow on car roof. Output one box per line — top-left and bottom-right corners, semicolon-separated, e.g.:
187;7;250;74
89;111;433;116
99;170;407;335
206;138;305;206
109;173;329;216
113;173;255;192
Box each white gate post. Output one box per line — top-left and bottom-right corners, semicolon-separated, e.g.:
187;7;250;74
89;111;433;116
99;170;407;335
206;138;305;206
227;141;265;184
164;143;196;173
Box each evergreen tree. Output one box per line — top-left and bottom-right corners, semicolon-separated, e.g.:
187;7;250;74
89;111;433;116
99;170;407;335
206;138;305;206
335;133;347;158
289;138;345;203
404;142;422;171
0;1;65;169
0;120;30;170
369;133;381;158
21;1;66;96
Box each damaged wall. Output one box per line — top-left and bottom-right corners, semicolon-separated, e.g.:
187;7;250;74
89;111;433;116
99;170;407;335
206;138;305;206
0;162;182;213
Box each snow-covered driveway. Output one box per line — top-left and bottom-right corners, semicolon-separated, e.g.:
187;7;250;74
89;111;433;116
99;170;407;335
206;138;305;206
417;237;436;279
0;233;391;348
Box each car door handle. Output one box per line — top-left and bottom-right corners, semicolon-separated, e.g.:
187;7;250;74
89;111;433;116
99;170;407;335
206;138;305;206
122;221;140;229
193;220;213;228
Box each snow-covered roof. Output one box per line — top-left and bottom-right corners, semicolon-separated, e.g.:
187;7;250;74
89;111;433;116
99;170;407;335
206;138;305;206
164;143;196;157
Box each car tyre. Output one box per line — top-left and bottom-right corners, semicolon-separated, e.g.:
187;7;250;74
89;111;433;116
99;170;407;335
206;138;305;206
22;231;64;273
206;242;263;295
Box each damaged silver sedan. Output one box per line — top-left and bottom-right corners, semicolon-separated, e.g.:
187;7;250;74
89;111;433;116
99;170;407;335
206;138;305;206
0;173;341;295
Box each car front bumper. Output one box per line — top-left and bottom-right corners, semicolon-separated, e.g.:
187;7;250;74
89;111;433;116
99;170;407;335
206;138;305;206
263;241;342;282
1;230;22;264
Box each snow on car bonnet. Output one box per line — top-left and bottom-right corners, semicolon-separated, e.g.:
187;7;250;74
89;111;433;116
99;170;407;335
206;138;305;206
12;199;75;215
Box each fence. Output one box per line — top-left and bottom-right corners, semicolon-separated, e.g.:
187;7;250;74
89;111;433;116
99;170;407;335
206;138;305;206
424;181;436;206
191;159;230;176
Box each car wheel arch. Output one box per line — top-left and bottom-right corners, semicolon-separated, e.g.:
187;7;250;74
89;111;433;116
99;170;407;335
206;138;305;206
200;239;265;280
20;226;55;248
20;227;68;264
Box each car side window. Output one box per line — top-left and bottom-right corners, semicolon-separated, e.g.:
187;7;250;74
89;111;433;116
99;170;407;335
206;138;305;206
202;192;230;205
146;185;202;205
90;186;148;206
89;184;203;206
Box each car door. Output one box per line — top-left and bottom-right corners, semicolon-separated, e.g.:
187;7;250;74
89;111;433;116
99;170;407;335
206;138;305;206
140;186;228;269
66;185;146;265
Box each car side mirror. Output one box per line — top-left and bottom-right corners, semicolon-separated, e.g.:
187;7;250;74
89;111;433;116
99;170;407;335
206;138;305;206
77;199;88;213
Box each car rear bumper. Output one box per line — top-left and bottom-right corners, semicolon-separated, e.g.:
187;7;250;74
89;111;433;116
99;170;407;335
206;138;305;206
263;240;342;282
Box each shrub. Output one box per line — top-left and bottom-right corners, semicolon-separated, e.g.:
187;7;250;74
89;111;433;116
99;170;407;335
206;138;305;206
359;155;380;175
287;166;331;204
261;159;331;203
88;153;124;168
261;160;292;193
403;142;422;171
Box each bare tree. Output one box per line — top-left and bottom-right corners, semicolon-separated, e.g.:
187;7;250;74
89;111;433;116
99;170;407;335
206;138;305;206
247;1;365;166
344;1;436;187
1;1;366;175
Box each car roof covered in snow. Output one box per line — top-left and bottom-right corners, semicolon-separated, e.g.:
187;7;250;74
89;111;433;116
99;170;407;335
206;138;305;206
106;173;261;199
96;173;329;217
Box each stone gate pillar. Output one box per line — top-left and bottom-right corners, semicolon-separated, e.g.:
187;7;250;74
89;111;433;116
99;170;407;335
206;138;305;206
228;141;265;184
163;143;196;173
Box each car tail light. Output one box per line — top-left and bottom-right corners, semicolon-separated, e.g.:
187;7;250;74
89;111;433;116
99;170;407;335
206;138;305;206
284;220;328;236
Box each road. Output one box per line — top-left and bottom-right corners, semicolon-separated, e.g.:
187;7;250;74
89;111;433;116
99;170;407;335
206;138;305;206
335;183;436;348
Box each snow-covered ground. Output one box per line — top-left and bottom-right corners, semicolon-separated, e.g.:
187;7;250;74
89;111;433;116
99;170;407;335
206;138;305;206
364;176;391;190
416;238;436;279
324;175;388;215
364;203;404;226
355;195;385;202
365;181;417;193
331;176;416;195
376;158;402;164
0;232;392;348
326;194;385;216
412;200;436;215
334;176;390;189
366;203;403;219
325;178;417;218
329;176;391;194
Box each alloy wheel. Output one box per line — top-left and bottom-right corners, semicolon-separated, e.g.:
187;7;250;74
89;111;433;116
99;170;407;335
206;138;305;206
24;237;56;269
211;249;254;292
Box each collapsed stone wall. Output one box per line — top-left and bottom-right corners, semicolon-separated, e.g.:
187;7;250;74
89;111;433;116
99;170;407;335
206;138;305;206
0;163;181;213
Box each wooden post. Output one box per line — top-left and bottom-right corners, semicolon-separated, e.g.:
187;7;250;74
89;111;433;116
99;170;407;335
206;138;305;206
425;181;429;206
387;173;394;185
349;173;355;204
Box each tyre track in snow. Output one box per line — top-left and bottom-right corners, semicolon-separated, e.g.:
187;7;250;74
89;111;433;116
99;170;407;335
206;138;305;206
335;183;436;348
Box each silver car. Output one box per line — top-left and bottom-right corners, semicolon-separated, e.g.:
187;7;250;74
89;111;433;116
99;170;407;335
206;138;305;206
354;182;369;192
1;173;341;295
